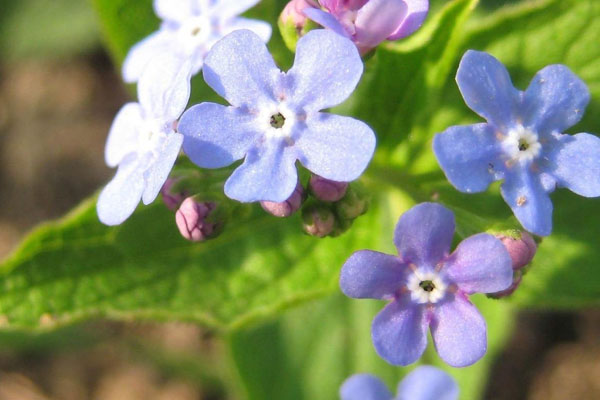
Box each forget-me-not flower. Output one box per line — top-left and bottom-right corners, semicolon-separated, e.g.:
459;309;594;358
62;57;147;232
433;50;600;236
97;57;192;225
340;366;458;400
122;0;272;83
302;0;429;54
178;29;376;203
340;203;513;367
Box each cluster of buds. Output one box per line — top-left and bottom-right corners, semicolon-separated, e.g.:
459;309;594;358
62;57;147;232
279;0;429;54
488;231;538;299
302;177;369;238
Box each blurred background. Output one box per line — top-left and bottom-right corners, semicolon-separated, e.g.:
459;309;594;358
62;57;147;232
0;0;598;399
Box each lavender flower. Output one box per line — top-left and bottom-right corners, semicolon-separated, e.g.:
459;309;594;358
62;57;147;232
122;0;272;83
179;29;376;203
340;203;513;367
433;50;600;236
303;0;429;53
340;366;458;400
97;57;191;225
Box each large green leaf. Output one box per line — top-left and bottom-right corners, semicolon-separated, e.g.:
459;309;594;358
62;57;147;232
229;293;514;400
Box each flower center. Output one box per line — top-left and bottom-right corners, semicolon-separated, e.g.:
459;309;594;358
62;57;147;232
502;125;542;163
259;102;296;142
407;270;447;304
178;15;213;54
270;112;286;129
138;119;168;155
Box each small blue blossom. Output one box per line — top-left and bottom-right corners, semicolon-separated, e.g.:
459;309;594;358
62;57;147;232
340;366;458;400
340;203;513;367
122;0;272;83
433;50;600;236
97;57;192;226
178;29;376;203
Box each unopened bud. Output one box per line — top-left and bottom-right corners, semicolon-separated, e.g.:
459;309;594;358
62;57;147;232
161;178;187;211
261;183;305;217
279;0;319;51
335;184;369;220
302;204;335;238
175;197;221;242
496;231;537;270
488;270;523;299
309;175;348;202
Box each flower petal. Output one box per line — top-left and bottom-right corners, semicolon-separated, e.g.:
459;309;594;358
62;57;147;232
122;29;176;83
142;132;184;205
222;17;272;43
396;366;459;400
354;0;408;50
202;29;280;109
286;29;362;111
179;103;259;168
500;168;553;236
138;55;192;122
154;0;196;22
340;250;407;300
393;203;455;266
387;0;429;40
456;50;521;131
224;142;298;202
433;123;503;193
522;65;590;136
430;294;486;367
105;103;144;168
210;0;260;21
295;113;375;182
302;8;350;38
371;296;429;366
544;132;600;197
443;233;513;294
97;155;145;226
340;374;393;400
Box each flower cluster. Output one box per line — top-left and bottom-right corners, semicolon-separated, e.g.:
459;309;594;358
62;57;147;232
96;0;600;395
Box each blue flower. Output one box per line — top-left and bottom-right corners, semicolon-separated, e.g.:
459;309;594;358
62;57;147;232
97;57;192;225
340;366;458;400
122;0;272;83
178;29;376;203
433;50;600;236
340;203;513;367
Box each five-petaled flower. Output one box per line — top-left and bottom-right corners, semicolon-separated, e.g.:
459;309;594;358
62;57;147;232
97;57;191;226
340;366;458;400
340;203;513;367
433;50;600;236
302;0;429;54
122;0;272;83
179;29;376;203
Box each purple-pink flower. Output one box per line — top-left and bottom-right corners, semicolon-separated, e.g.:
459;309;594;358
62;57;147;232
340;203;513;367
303;0;429;53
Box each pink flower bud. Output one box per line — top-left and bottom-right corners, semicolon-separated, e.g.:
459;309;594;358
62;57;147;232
261;183;305;217
161;178;187;211
175;197;217;242
280;0;320;27
302;206;335;237
309;175;348;202
488;271;523;299
497;232;537;270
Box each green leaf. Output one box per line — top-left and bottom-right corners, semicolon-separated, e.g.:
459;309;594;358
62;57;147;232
229;293;515;400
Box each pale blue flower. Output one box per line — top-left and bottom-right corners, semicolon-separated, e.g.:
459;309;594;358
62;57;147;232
179;29;376;203
340;366;458;400
434;50;600;236
97;57;191;225
122;0;272;83
340;203;513;367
